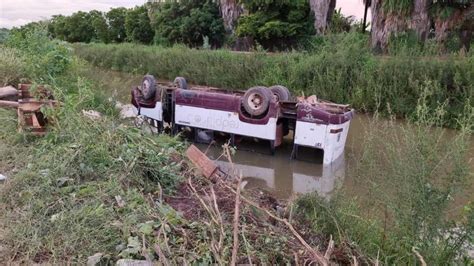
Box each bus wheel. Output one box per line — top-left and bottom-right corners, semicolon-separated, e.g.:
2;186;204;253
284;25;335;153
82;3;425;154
141;75;157;100
242;86;272;116
269;85;291;102
174;77;188;90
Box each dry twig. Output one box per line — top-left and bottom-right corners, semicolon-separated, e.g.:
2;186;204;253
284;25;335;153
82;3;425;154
324;235;334;260
230;175;242;265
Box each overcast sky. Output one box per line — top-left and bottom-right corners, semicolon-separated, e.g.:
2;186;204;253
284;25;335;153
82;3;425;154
0;0;369;29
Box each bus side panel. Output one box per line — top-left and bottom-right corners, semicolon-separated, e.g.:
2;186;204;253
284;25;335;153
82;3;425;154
175;105;277;140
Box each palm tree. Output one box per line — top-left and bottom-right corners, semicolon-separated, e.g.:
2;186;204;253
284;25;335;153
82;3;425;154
362;0;371;33
218;0;244;34
309;0;337;34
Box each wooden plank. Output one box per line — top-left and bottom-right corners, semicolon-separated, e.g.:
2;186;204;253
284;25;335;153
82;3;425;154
185;145;218;178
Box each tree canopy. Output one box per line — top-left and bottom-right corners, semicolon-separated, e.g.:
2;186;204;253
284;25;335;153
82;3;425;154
236;0;315;50
153;0;225;47
125;5;154;44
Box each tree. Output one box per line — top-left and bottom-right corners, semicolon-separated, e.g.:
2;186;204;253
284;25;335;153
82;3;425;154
370;0;407;52
153;0;225;47
125;5;154;44
432;1;473;46
219;0;244;33
89;10;110;43
369;0;472;52
48;15;69;40
410;0;430;41
107;7;127;43
236;0;314;50
309;0;336;34
66;11;95;42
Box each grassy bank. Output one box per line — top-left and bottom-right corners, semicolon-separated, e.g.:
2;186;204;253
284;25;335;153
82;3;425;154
0;27;338;265
1;27;473;264
73;33;473;128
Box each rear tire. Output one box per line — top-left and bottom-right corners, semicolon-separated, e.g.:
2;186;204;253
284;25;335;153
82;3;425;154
269;85;291;102
141;75;157;100
174;77;188;90
242;86;272;116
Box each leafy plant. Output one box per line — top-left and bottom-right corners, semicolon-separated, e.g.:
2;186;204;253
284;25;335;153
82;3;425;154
152;0;225;48
236;0;314;50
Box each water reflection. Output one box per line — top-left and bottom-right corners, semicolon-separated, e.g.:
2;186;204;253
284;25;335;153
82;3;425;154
198;140;346;199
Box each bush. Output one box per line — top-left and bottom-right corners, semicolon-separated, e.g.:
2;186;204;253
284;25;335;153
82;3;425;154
6;25;72;83
0;46;28;86
72;33;474;128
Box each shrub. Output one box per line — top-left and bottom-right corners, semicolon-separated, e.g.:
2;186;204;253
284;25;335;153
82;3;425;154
6;25;72;83
0;46;28;86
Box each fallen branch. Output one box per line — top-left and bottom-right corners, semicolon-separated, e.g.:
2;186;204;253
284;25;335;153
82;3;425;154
230;175;242;266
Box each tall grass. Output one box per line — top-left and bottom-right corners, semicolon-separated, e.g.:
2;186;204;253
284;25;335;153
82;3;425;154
0;28;186;264
296;90;474;264
0;46;28;86
73;32;473;128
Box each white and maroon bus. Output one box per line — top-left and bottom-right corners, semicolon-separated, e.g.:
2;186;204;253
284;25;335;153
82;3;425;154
131;75;354;165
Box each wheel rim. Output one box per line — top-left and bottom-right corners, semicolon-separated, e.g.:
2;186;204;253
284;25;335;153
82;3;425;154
272;93;280;102
142;80;150;96
247;92;263;111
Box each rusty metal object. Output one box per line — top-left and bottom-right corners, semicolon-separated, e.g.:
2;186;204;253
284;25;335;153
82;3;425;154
0;84;57;136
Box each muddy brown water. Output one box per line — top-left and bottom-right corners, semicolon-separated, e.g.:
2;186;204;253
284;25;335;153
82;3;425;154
95;66;473;215
196;115;474;216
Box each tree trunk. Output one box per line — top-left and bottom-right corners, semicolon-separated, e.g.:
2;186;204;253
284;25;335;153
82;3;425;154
219;0;244;34
409;0;430;41
362;1;370;33
310;0;334;34
434;5;472;45
370;0;406;53
326;0;337;25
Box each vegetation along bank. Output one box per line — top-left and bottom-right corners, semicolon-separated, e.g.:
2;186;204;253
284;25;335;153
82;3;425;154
73;36;473;129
